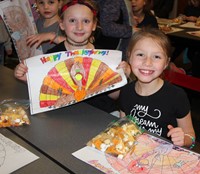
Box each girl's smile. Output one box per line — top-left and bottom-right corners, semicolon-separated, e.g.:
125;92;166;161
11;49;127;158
130;37;169;83
60;4;96;46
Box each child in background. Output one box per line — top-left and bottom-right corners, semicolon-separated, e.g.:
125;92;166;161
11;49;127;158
109;28;195;148
26;0;66;53
46;0;98;52
14;0;130;113
15;0;100;82
131;0;158;28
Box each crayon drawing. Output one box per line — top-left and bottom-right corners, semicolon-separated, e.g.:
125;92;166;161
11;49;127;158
73;133;200;174
0;0;43;61
25;49;127;114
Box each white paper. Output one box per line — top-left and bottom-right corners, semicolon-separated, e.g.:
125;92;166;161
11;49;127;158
73;146;120;174
25;49;127;115
187;30;200;37
0;133;39;174
180;22;200;29
157;18;178;26
159;25;184;33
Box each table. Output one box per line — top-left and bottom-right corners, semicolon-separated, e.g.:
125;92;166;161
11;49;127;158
169;28;200;40
167;26;200;48
0;129;68;174
1;65;200;173
0;65;115;173
157;19;200;47
159;20;200;77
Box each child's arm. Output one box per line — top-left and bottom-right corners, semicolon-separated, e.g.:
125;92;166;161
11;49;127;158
14;62;28;82
26;33;66;48
50;33;66;44
108;90;120;100
167;112;195;148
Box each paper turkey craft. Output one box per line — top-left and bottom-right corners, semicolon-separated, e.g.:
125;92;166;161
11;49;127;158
25;50;127;114
40;57;122;108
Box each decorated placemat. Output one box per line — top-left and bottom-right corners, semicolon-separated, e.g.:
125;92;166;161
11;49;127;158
73;116;200;174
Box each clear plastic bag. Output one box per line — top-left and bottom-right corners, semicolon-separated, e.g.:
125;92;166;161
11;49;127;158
87;115;144;159
0;99;30;127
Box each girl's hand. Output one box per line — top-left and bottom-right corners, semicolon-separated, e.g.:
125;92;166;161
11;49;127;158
26;32;56;48
14;62;28;82
117;61;131;78
167;125;185;146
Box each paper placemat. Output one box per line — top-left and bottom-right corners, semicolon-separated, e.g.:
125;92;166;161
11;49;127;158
73;133;200;174
187;30;200;37
159;25;184;34
180;22;200;29
0;133;39;174
157;18;178;26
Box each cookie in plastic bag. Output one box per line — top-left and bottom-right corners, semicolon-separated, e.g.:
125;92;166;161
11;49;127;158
0;99;30;127
87;115;144;159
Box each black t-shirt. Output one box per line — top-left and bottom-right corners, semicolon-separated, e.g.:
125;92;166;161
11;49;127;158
137;12;159;29
119;80;190;139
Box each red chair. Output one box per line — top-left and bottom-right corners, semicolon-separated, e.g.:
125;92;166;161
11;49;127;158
163;69;200;92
